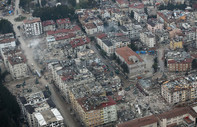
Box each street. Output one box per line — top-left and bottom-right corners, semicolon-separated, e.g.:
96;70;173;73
3;0;80;126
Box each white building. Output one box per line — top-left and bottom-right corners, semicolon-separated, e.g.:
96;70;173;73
140;31;156;47
0;38;16;49
34;108;64;127
23;17;43;37
134;11;148;23
7;54;28;79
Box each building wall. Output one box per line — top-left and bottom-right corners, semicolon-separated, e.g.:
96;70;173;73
24;21;43;36
147;23;164;33
167;62;192;72
8;62;28;79
170;41;183;50
0;40;16;49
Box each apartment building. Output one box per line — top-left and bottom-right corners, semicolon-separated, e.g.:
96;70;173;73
69;85;117;127
166;51;192;72
1;47;22;70
140;31;156;47
117;106;197;127
115;46;146;78
170;38;183;50
134;11;148;23
96;34;130;56
18;91;64;127
56;18;71;29
42;20;56;32
23;17;43;36
129;3;144;13
7;54;28;79
147;19;164;33
0;38;16;49
34;108;64;127
161;74;197;104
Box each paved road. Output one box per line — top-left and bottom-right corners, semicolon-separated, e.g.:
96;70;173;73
3;0;80;127
157;48;165;72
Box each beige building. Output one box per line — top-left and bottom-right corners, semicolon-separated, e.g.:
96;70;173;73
140;31;156;47
7;54;28;79
161;75;197;104
115;46;146;78
117;106;197;127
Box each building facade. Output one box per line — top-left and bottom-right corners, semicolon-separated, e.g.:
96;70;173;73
23;18;43;37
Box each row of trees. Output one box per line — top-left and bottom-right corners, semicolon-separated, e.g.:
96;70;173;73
0;68;21;127
158;3;187;10
114;54;129;73
32;5;76;21
0;19;14;34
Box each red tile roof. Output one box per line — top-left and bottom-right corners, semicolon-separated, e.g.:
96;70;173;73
157;107;197;120
96;33;107;39
117;115;158;127
7;54;27;66
70;37;90;48
42;20;55;27
56;18;71;25
23;18;41;24
77;96;116;112
129;3;144;9
116;46;143;65
168;58;193;64
47;25;81;36
116;0;129;5
0;38;15;44
55;33;76;41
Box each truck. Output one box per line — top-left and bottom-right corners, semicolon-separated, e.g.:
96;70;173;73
35;70;41;78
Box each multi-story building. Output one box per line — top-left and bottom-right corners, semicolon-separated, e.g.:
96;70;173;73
140;31;156;47
117;106;197;127
170;40;183;50
23;17;43;37
166;51;193;72
34;108;64;127
1;47;22;70
7;54;28;79
18;91;64;127
56;18;71;29
96;33;130;56
115;46;146;78
129;3;144;13
147;19;164;33
134;11;148;23
42;20;56;32
69;86;117;127
0;38;16;49
120;24;142;39
161;74;197;104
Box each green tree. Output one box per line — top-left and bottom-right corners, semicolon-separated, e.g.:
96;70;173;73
32;5;75;21
0;69;20;127
41;0;47;7
192;59;197;69
7;0;11;5
121;62;129;73
128;42;138;51
0;19;14;34
130;11;134;19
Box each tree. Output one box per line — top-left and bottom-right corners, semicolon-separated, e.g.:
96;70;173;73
130;11;134;19
7;0;11;5
192;59;197;69
41;0;47;7
0;69;20;127
121;62;129;73
19;0;31;11
128;42;138;51
32;5;75;21
0;19;14;34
